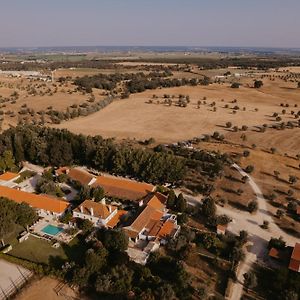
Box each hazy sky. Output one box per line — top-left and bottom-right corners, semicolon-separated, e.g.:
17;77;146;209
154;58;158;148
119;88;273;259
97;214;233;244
0;0;299;48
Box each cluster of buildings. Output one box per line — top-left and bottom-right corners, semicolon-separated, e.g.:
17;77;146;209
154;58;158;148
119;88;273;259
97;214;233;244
0;166;180;264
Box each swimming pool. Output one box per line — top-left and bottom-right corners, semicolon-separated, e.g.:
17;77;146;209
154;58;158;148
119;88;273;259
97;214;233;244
41;225;63;236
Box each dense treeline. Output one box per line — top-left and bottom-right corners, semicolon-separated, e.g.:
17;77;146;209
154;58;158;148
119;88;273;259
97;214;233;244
125;57;300;70
156;144;228;178
0;60;114;71
73;71;202;93
0;197;37;239
0;126;185;184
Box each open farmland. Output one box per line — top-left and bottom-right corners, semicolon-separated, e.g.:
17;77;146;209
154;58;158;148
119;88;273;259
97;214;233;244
54;80;299;143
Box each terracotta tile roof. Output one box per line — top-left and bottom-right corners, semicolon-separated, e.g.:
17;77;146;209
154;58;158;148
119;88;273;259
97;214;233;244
269;247;281;259
68;168;95;186
92;175;154;201
124;206;163;238
0;186;68;213
289;243;300;272
146;193;167;211
56;167;69;176
0;172;20;181
291;243;300;261
74;199;117;219
217;224;227;232
289;259;300;272
106;210;127;228
157;219;177;239
146;219;162;237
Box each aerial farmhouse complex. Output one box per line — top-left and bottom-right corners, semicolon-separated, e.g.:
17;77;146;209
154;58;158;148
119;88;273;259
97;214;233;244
0;163;181;264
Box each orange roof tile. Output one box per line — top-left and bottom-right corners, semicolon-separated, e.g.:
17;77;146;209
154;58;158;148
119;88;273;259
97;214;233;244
106;210;127;228
0;172;20;181
124;206;163;237
92;175;154;201
74;200;117;219
269;248;280;259
56;167;69;176
289;259;300;272
291;243;300;261
0;186;68;213
158;219;176;239
146;219;162;237
217;224;227;232
146;193;167;211
68;168;95;186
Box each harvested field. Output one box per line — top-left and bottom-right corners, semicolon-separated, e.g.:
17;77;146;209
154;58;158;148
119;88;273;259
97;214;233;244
226;127;300;157
54;82;299;142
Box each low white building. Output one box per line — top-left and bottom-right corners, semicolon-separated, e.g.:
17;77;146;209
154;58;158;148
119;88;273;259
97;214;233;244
73;199;118;227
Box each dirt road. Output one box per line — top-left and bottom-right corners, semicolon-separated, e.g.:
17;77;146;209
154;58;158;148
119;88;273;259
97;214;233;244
220;163;299;300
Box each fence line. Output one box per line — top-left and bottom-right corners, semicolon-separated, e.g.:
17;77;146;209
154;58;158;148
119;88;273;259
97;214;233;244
0;270;32;300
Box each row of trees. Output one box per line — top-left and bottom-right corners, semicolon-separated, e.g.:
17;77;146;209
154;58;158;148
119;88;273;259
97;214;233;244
0;126;186;185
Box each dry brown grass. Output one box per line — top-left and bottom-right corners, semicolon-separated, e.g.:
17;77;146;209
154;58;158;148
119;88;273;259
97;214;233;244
55;81;299;142
15;277;81;300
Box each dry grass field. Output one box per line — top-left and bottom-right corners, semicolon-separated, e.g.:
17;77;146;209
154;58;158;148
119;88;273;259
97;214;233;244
55;80;299;142
0;75;106;129
16;277;81;300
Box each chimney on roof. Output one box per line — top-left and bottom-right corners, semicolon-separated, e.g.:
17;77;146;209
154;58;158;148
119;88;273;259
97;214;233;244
108;205;112;213
101;198;106;205
90;207;94;216
80;206;83;213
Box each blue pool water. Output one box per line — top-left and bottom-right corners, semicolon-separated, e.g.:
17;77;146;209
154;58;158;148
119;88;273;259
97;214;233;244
41;225;63;236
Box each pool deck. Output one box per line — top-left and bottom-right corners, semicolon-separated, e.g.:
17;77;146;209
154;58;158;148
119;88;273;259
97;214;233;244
30;219;75;244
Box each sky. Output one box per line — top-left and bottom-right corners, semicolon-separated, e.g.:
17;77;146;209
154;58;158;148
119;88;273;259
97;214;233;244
0;0;299;48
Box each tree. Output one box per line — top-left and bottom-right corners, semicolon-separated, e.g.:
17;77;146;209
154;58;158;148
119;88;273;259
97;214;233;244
287;201;297;212
239;230;248;245
268;237;286;250
202;197;216;218
92;186;105;202
288;175;297;185
254;80;263;88
167;190;176;209
248;200;258;213
0;197;37;240
78;219;93;233
16;202;38;227
0;151;16;172
99;228;128;252
243;271;257;291
245;165;254;174
231;82;240;89
176;193;187;212
274;170;280;179
276;209;285;219
226;122;232;128
243;150;250;157
298;82;300;89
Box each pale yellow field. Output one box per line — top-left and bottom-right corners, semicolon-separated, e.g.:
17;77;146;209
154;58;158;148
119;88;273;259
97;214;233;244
54;81;299;143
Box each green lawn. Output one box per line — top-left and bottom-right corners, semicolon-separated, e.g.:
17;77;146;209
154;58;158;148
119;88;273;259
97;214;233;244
9;236;67;264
